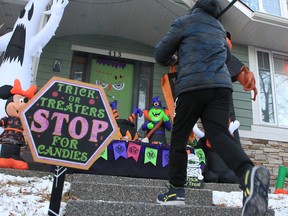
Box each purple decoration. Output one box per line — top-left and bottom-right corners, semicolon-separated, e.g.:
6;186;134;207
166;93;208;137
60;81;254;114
97;59;126;69
162;150;169;167
113;141;127;160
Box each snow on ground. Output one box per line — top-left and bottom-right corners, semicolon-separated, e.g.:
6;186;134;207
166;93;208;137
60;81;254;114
0;173;70;216
0;173;287;216
213;191;288;216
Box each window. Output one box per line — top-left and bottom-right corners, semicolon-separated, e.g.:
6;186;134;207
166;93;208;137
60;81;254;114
71;55;87;82
257;50;288;127
242;0;282;16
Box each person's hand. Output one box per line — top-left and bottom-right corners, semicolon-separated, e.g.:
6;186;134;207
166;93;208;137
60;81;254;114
237;66;258;101
242;66;258;101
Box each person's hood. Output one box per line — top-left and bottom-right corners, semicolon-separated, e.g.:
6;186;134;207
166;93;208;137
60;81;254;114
191;0;221;18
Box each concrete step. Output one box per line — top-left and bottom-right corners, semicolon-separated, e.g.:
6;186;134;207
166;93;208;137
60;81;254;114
65;200;274;216
67;174;274;216
69;181;213;206
70;174;241;192
0;169;274;216
0;169;241;192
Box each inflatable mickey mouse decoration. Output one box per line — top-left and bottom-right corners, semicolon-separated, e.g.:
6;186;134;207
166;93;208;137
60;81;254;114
0;79;37;170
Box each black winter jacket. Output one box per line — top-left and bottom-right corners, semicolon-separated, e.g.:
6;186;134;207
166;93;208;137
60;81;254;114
154;0;232;97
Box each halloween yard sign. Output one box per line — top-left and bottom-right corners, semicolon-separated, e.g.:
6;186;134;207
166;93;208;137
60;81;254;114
20;77;118;170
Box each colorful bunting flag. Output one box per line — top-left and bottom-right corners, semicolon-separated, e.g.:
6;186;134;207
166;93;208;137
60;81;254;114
144;147;158;166
127;142;141;162
113;141;127;160
100;147;108;160
162;150;169;167
194;148;206;164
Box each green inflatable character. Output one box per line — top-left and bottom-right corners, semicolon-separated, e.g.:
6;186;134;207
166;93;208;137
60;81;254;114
141;96;171;144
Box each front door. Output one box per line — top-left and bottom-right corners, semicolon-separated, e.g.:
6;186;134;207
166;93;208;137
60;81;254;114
90;57;134;118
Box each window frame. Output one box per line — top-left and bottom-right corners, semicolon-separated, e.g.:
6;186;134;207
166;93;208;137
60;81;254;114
245;46;288;142
241;0;288;17
256;49;278;127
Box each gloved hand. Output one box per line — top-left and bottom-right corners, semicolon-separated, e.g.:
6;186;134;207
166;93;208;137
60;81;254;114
147;122;155;130
132;106;143;117
110;100;117;110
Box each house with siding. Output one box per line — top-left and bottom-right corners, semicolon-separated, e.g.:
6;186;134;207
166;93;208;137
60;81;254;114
0;0;287;186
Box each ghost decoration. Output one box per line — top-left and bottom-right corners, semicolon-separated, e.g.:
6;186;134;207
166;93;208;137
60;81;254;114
0;0;69;119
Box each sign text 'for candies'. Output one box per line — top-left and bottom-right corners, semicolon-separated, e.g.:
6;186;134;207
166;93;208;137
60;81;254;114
20;77;118;170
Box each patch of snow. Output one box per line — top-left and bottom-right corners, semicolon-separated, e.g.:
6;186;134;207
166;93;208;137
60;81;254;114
0;173;70;216
213;191;288;216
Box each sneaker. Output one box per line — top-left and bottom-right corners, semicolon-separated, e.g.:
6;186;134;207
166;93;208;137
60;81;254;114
241;166;270;216
156;184;185;205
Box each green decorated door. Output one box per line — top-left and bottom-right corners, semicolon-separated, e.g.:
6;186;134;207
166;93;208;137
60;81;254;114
90;58;134;118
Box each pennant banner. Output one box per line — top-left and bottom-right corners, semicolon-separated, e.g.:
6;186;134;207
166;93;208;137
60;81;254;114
194;148;206;164
99;140;181;169
100;147;108;160
127;142;141;162
113;141;127;160
144;147;158;166
162;150;169;167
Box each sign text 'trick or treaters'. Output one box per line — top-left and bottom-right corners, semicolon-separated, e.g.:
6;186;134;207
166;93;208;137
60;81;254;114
20;77;118;170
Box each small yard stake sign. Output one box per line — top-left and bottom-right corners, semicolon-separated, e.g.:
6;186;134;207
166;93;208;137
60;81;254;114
20;77;118;215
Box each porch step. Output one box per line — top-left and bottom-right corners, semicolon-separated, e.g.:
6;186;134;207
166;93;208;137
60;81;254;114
0;169;274;216
69;181;213;206
65;200;242;216
66;174;274;216
70;173;241;192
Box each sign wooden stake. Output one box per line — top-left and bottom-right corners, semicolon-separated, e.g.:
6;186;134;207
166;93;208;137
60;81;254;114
48;166;67;216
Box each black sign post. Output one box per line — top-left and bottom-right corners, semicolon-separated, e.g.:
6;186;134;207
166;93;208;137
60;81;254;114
20;77;118;215
48;166;67;216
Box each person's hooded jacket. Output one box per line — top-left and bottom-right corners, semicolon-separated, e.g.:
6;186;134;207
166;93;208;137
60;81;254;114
154;0;232;97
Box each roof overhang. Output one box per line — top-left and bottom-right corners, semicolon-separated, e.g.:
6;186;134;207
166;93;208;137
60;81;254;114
218;0;288;52
1;0;288;53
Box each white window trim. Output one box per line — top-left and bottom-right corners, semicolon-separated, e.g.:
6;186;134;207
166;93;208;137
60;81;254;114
245;45;288;142
280;0;288;17
243;0;288;17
